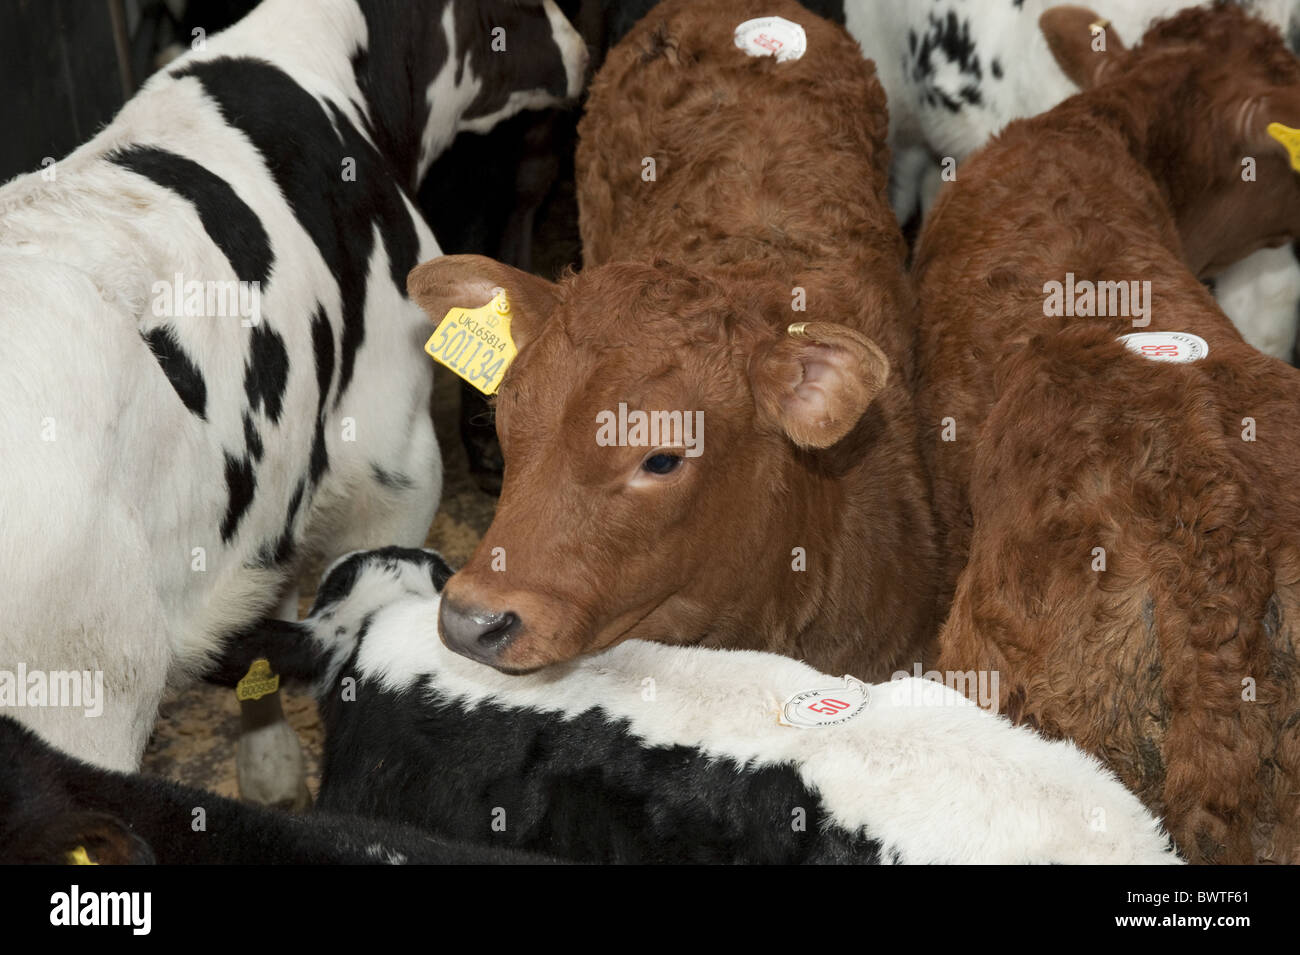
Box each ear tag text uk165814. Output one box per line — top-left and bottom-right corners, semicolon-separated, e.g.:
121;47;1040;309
425;288;517;395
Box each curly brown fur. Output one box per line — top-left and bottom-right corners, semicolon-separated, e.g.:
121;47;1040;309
407;0;938;681
916;2;1300;862
577;0;897;277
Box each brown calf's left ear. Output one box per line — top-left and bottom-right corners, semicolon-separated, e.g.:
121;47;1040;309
406;253;560;351
1039;6;1128;90
751;321;890;449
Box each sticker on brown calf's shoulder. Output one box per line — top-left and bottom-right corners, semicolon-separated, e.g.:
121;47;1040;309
1117;331;1209;364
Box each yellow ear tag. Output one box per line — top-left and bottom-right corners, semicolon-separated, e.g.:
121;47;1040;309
235;658;280;702
1267;122;1300;173
67;846;97;865
424;288;517;396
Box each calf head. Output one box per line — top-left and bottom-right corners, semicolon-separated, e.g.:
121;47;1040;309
206;548;453;692
311;546;453;620
1040;3;1300;276
354;0;588;185
409;255;891;672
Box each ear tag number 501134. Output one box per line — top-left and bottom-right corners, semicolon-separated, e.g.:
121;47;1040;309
425;288;517;395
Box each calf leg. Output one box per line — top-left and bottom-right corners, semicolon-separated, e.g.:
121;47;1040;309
236;691;310;811
0;501;170;772
234;584;310;810
8;670;164;774
311;413;442;559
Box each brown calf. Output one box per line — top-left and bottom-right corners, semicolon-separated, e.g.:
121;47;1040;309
407;0;938;679
915;4;1300;862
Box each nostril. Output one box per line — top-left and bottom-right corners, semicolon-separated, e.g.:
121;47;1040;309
439;599;523;662
474;610;519;650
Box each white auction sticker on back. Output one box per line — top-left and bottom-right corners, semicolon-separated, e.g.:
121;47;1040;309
778;675;871;728
1117;331;1209;363
734;16;807;63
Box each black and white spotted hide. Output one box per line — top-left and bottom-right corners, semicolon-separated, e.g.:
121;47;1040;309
0;0;586;800
208;549;1183;865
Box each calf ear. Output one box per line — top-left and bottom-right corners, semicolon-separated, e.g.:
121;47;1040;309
407;254;559;351
1252;98;1300;174
750;322;890;449
202;619;313;687
1039;6;1128;89
12;810;155;865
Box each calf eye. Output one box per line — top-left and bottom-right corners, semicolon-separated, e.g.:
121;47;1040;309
642;452;682;475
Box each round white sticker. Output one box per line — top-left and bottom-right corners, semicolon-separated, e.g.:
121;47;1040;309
734;16;807;63
1117;331;1210;363
779;676;870;728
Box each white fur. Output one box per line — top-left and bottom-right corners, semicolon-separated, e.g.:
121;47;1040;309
308;553;1181;865
1213;245;1300;359
543;0;590;101
0;0;584;772
364;844;409;865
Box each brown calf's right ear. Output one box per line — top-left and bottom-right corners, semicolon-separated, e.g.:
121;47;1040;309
750;321;890;449
406;254;560;351
1039;6;1128;90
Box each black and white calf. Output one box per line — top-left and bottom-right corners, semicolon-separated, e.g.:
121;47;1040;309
211;549;1183;864
0;716;554;864
843;0;1300;359
0;0;586;778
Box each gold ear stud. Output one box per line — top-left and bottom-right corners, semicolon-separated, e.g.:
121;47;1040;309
1090;18;1110;34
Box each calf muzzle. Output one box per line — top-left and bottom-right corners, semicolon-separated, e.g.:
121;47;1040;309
438;598;522;666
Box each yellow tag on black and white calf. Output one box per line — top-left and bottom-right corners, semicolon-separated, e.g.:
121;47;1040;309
425;288;517;396
66;846;97;866
778;675;871;728
235;658;280;702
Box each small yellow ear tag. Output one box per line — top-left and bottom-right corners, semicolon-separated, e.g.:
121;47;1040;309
424;288;517;396
235;658;280;702
1267;122;1300;173
67;846;97;865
